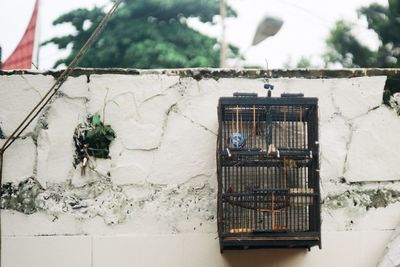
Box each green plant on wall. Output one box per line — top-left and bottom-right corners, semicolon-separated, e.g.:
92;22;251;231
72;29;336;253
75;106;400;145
73;114;116;175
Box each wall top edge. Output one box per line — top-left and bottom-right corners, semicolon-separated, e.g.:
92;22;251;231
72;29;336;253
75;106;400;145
0;68;399;80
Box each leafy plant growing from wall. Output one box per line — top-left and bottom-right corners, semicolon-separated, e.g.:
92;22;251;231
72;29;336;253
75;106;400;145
73;114;116;175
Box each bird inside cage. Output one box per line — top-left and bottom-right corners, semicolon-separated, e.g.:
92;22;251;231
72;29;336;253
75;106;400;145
228;105;246;148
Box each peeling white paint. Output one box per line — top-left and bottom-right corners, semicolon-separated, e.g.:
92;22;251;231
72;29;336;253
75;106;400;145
345;106;400;182
36;97;87;187
1;137;36;183
1;71;400;267
0;75;52;136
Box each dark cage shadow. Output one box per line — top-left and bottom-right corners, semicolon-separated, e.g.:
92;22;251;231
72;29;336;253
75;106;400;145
222;248;307;267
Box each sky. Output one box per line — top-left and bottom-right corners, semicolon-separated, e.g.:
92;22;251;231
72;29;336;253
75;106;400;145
0;0;388;69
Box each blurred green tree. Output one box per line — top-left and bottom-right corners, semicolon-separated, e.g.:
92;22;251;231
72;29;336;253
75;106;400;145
324;0;400;68
43;0;238;68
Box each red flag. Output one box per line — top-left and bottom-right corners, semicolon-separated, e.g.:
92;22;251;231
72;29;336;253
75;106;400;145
2;0;39;70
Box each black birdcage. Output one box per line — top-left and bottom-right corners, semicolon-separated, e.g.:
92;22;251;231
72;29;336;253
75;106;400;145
216;85;320;252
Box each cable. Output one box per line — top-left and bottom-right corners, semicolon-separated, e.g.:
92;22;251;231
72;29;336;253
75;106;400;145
1;0;123;154
0;1;122;264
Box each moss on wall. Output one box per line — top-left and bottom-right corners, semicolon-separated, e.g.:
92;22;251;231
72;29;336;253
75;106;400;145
324;189;400;210
0;178;43;214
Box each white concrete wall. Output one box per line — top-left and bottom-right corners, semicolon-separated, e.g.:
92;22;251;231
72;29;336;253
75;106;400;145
1;71;400;267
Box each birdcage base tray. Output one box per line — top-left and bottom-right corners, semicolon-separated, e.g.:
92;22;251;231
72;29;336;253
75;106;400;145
220;232;320;252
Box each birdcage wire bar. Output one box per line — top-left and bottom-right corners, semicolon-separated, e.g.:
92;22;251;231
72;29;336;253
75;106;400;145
217;94;320;251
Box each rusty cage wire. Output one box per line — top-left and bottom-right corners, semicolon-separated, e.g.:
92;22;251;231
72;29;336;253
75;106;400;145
217;90;320;251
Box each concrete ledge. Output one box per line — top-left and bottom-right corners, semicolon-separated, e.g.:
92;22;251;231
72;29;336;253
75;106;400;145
0;68;400;80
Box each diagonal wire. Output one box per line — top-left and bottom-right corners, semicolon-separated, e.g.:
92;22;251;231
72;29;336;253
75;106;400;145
0;0;123;154
0;1;123;265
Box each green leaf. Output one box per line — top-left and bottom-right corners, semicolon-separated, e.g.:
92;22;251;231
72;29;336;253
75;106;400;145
92;114;101;126
105;134;115;141
86;129;96;140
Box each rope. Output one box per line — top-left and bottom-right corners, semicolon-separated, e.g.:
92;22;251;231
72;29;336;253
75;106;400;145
0;1;123;264
0;0;123;154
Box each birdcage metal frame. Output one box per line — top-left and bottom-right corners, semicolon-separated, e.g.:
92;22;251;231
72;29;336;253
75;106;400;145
217;91;320;252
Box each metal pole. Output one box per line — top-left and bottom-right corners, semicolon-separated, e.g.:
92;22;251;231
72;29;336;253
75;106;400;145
34;0;41;69
219;0;227;68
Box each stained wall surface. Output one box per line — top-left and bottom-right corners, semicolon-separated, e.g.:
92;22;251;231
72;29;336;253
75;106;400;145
1;69;400;267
